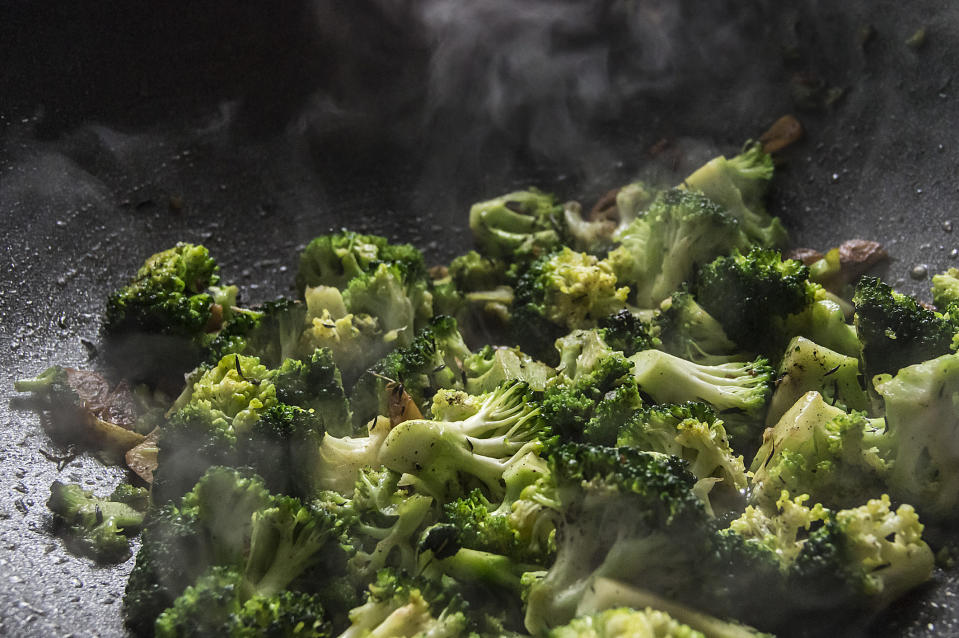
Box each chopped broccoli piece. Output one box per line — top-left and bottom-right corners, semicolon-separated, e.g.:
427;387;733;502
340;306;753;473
598;309;660;357
273;347;352;437
681;142;787;248
206;299;307;368
653;291;745;365
628;349;773;449
46;481;146;563
296;230;425;294
694;247;813;354
932;267;959;310
873;352;959;518
462;344;556;395
523;444;710;634
549;606;707;638
608;189;751;309
780;289;861;359
469;189;565;259
543;353;641;446
853;276;959;377
511;248;629;361
301;416;394;497
765;336;870;427
351;315;472;427
617;402;747;511
750;392;888;509
379;381;548;502
237;404;326;497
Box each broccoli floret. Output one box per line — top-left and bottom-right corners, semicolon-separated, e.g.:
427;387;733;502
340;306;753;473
523;444;711;634
779;289;861;359
342;262;434;348
331;467;435;580
750;392;888;510
379;381;548;502
628;349;773;450
296;230;425;294
791;495;934;612
449;250;510;291
179;353;278;432
511;248;629;361
299;286;392;387
442;453;556;567
552;329;615;382
932;267;959;310
549;606;707;638
351;316;472;427
681;142;787;248
469;189;565;259
653;291;745;365
542;353;641;446
153;565;246;638
102;243;235;383
339;569;471;638
607;189;751;309
273;347;352;436
694;247;814;354
598;309;660;357
765;336;870;427
853;276;959;377
206;299;307;368
124;503;209;636
873;352;959;518
462;344;556;395
617;402;747;514
574;579;775;638
237;404;326;497
302;416;394;497
560;182;659;255
46;481;146;563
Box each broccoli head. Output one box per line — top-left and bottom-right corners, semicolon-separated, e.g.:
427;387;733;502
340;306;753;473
273;347;352;437
873;352;959;518
653;291;745;365
932;267;959;310
694;247;813;354
607;189;751;309
296;230;425;293
598;309;660;357
853;276;959;377
469;188;565;259
462;344;556;395
46;481;146;563
681;141;787;248
750;392;888;510
548;606;707;638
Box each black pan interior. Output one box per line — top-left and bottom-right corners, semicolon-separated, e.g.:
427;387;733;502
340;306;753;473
2;1;959;635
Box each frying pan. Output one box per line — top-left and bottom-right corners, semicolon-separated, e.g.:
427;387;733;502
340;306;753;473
2;1;959;635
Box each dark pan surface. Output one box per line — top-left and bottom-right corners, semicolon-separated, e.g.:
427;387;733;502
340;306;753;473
2;1;959;635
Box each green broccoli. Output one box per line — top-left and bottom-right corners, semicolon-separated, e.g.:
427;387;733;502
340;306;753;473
350;315;472;427
932;267;959;310
469;189;565;259
342;262;434;348
561;182;659;255
598;309;660;357
542;353;642;446
523;444;711;634
750;392;888;509
236;404;326;497
853;276;959;377
296;230;425;294
512;248;629;362
338;568;469;638
694;247;814;354
548;606;707;638
764;336;870;427
552;328;615;382
617;402;747;514
46;481;147;563
873;352;959;518
607;189;751;309
628;349;773;449
681;141;787;248
102;243;236;383
273;347;352;436
462;344;556;395
779;289;861;359
205;299;307;368
653;291;746;365
300;416;394;497
379;381;548;502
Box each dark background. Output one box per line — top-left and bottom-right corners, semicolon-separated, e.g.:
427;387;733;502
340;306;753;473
2;1;959;635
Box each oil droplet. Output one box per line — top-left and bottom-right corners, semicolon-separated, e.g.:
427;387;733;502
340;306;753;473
831;173;840;183
910;264;929;279
952;248;959;259
944;220;953;232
